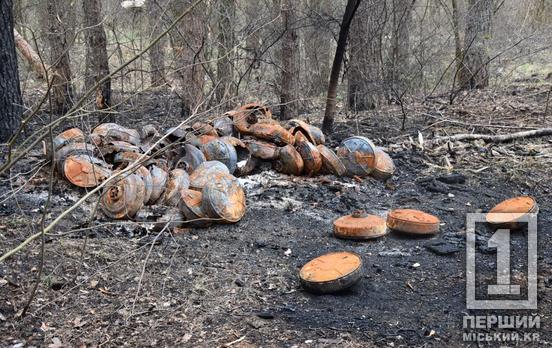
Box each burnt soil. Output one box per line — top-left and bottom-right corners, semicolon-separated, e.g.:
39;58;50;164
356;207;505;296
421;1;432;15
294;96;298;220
1;85;552;347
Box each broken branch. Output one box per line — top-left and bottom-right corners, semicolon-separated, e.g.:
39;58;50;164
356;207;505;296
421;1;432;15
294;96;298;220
431;128;552;144
13;29;52;79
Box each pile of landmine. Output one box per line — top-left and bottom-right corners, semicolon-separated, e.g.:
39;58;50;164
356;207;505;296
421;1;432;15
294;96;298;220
51;102;394;225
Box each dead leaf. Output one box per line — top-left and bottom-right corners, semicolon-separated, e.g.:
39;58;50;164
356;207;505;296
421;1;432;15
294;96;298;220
40;322;51;332
89;280;99;289
48;337;63;348
97;287;116;296
73;317;86;328
181;333;192;343
418;131;424;151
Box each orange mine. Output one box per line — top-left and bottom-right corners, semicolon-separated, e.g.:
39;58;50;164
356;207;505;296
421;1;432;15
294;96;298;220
486;196;538;230
387;209;440;235
299;251;363;294
334;211;387;240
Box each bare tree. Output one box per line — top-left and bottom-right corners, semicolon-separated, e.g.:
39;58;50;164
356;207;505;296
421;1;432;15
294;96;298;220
215;0;236;108
458;0;493;89
451;0;463;76
148;0;167;87
303;0;333;98
279;0;301;120
44;0;75;114
83;0;112;122
322;0;362;134
169;0;206;117
387;0;415;98
347;0;385;112
0;0;22;142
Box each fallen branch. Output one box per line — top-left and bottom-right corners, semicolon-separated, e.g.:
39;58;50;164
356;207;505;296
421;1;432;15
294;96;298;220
13;29;52;79
431;128;552;144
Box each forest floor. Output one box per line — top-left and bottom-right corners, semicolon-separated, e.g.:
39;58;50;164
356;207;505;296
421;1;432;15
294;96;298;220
1;81;552;347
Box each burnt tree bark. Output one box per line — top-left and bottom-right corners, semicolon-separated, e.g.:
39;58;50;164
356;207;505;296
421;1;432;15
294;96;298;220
44;0;74;115
169;0;206;117
322;0;362;134
458;0;492;89
279;0;300;120
83;0;112;122
0;0;22;142
215;0;235;108
148;0;166;87
347;0;384;112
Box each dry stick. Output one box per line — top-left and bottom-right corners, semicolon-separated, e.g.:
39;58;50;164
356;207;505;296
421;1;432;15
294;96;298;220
19;52;56;317
431;128;552;144
130;223;170;316
545;85;552;119
0;0;205;177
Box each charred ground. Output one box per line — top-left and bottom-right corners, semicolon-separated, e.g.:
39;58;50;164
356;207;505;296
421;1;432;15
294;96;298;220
1;84;552;347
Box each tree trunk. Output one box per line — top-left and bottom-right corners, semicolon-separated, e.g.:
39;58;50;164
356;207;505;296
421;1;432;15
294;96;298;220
279;0;301;120
169;0;206;117
322;0;362;134
458;0;492;89
44;0;74;115
451;0;463;74
148;0;166;87
215;0;235;108
83;0;112;122
304;0;332;98
347;0;384;112
387;0;415;98
0;0;22;142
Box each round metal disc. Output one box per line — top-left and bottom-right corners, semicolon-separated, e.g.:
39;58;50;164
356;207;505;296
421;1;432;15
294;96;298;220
387;209;440;235
334;214;387;240
299;251;363;294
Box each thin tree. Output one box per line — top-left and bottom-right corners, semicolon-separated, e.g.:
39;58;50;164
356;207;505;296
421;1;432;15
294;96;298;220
387;0;415;98
451;0;463;76
0;0;22;142
148;0;167;87
44;0;75;115
169;0;206;117
83;0;112;122
279;0;300;120
215;0;236;108
348;0;385;112
322;0;362;134
458;0;493;89
303;0;332;98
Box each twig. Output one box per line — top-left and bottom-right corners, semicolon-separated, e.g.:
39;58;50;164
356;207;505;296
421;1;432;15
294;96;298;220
224;336;246;347
130;224;170;316
545;85;551;119
431;128;552;144
18;48;56;318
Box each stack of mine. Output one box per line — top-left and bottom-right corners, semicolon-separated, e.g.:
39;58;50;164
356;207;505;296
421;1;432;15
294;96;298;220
51;102;394;227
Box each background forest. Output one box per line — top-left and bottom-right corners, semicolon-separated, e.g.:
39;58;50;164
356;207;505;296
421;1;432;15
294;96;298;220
9;0;552;127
